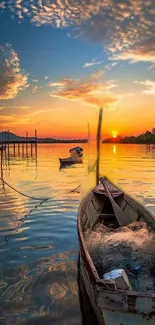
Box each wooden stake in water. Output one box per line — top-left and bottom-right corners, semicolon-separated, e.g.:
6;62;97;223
96;107;103;186
1;148;2;177
87;122;90;173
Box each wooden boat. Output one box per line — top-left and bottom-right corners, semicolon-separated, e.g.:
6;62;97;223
59;146;83;166
59;156;83;165
77;176;155;325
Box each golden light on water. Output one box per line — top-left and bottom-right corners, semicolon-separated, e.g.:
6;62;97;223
113;145;116;154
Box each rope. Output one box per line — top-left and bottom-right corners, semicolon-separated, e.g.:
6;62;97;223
0;160;98;252
88;160;97;173
0;198;47;250
67;160;97;194
0;175;83;253
0;177;49;201
0;159;97;199
0;177;49;251
69;184;81;193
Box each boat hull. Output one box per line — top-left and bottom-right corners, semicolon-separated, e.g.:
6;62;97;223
59;157;83;165
77;177;155;325
79;252;155;325
78;252;105;325
77;254;99;325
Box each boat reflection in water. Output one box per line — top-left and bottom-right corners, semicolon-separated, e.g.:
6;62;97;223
59;147;83;168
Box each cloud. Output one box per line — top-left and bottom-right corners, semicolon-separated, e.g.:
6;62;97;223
0;44;29;99
49;71;119;108
0;106;38;127
0;105;31;119
148;64;155;70
0;114;37;127
31;85;38;93
105;62;118;70
6;0;104;27
30;109;55;116
17;105;30;109
134;80;155;95
83;58;104;68
88;70;104;80
48;79;79;87
0;105;30;110
123;93;134;96
0;107;54;127
0;1;5;9
112;37;155;63
3;1;155;63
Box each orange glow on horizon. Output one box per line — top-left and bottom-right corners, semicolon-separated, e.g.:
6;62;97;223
2;93;155;139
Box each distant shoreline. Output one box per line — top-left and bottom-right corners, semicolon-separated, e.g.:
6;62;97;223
103;130;155;145
0;139;88;144
0;131;88;144
36;139;88;143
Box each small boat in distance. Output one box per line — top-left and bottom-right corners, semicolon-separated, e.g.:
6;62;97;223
59;146;83;166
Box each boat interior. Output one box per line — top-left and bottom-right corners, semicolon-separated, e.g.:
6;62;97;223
82;178;155;232
80;178;155;282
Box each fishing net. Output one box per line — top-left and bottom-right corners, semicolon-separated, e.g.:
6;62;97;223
85;221;155;292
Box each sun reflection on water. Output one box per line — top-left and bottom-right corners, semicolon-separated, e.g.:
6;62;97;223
113;144;116;154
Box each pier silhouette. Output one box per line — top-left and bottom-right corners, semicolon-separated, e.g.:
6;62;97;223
0;129;38;178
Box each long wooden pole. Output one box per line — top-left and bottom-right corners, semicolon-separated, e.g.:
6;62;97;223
87;122;90;172
96;107;103;185
87;122;90;141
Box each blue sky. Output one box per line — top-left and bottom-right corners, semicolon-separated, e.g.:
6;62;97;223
0;1;155;138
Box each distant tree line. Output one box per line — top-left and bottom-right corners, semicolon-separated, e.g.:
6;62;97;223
38;138;88;143
0;131;88;144
103;128;155;144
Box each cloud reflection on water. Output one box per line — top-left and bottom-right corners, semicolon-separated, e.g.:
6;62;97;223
0;251;82;325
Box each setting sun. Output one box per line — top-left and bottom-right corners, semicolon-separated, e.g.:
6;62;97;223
112;131;118;139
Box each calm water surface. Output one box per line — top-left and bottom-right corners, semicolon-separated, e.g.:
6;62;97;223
0;143;155;324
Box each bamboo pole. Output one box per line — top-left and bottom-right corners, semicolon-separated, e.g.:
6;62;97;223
26;131;28;157
1;148;2;177
87;122;90;140
87;122;90;173
7;130;10;156
96;107;103;186
18;142;20;156
35;129;37;145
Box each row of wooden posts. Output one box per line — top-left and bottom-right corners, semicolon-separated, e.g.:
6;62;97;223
0;129;38;157
1;142;37;157
1;129;37;143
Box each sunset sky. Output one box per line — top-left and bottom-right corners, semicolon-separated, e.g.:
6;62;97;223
0;0;155;139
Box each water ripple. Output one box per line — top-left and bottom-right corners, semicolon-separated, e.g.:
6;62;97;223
0;143;155;324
